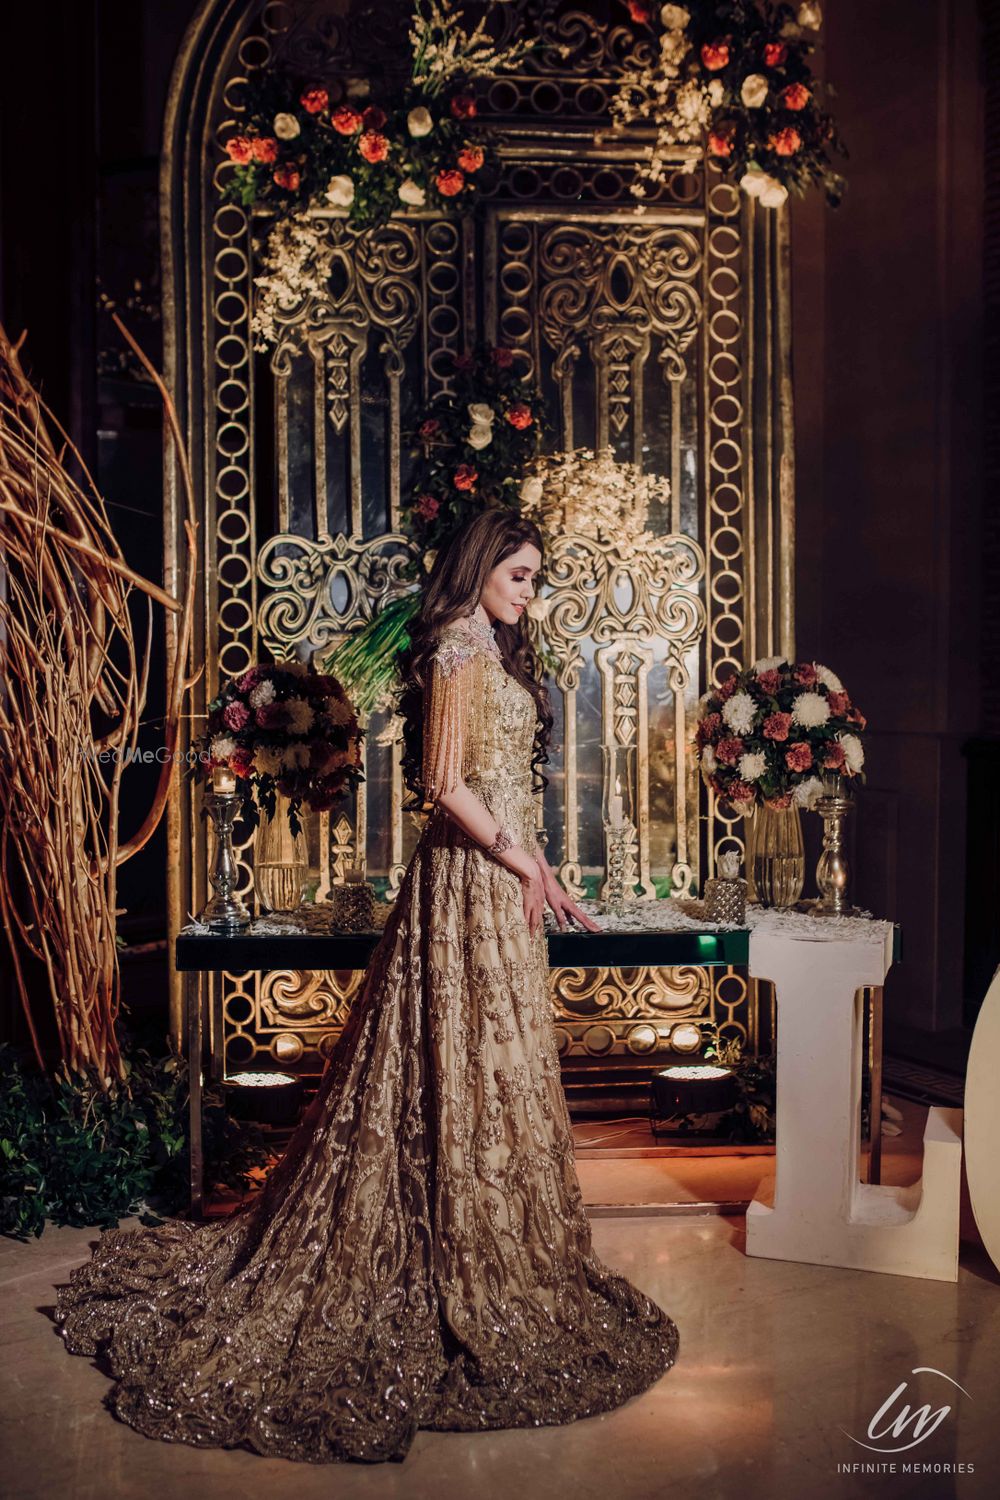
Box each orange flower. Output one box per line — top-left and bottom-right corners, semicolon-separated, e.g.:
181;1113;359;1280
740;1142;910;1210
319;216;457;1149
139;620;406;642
436;168;465;196
331;105;363;135
299;87;329;114
273;164;300;190
358;130;389;163
225;136;253;164
453;465;478;491
701;40;730;71
505;403;533;430
250;137;278;163
708;130;734;157
764;42;788;67
627;0;652;20
770;126;802;156
456;145;485;173
781;82;811;110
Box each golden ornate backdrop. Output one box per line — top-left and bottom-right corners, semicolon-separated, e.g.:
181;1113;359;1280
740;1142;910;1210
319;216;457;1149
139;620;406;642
162;0;795;1109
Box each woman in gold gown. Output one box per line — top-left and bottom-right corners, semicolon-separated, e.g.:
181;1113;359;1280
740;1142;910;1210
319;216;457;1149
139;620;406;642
56;510;679;1463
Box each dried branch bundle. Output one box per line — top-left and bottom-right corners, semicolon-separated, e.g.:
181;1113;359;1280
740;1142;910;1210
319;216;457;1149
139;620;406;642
0;319;198;1083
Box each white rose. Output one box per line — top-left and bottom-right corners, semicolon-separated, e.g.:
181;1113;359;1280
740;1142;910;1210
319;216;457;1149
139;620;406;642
346;77;371;99
740;169;768;199
525;595;550;621
273;112;301;141
759;178;789;209
815;664;844;693
398;179;426;207
407;105;433;138
792;774;823;810
741;73;769;109
739;751;767;782
249;679;275;709
660;3;690;27
423;549;437;573
707;78;725;108
797;1;823;28
780;20;803;39
701;744;717;774
753;655;785;674
722;691;756;737
791;691;830;728
467;423;493;451
210;735;236;761
468;402;494;426
325;174;355;208
520;476;544;506
838;733;865;774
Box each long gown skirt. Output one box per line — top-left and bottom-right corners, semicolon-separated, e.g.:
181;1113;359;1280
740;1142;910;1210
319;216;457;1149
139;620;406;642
56;807;679;1463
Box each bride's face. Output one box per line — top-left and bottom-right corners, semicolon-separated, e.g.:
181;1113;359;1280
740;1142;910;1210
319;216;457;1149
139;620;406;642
480;542;542;627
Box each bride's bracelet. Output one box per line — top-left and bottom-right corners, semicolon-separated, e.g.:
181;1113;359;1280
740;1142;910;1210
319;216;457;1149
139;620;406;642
487;823;516;857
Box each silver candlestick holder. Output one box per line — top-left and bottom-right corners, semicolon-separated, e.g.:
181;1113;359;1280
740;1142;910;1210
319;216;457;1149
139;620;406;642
809;776;859;916
199;789;251;932
602;819;633;917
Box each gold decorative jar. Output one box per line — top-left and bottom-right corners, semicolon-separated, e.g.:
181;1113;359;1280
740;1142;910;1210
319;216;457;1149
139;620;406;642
744;802;805;909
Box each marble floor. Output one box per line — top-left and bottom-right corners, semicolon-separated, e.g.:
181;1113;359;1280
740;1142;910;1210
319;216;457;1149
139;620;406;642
3;1106;998;1500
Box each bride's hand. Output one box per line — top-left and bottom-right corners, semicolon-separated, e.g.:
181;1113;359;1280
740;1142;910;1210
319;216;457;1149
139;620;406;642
542;875;602;933
520;870;545;937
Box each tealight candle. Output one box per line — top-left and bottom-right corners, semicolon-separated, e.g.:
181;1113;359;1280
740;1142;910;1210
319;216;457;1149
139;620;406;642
212;766;237;795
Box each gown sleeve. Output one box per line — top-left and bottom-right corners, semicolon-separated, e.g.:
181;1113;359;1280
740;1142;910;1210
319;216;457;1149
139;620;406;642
422;638;486;802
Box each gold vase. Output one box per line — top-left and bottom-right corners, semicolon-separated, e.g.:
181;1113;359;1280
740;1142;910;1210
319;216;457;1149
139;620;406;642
744;803;805;909
253;797;308;914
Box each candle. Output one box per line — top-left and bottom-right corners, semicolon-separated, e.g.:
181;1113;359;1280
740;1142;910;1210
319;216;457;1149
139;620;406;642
608;773;623;828
212;766;237;795
343;863;363;884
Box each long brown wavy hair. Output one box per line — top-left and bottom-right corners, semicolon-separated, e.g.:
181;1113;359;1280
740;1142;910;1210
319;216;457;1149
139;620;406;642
396;510;553;810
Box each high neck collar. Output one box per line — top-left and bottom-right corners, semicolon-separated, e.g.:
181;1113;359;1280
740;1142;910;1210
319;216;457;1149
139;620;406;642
463;610;496;640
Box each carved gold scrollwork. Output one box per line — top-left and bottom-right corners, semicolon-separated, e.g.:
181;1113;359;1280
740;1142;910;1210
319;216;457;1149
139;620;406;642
260;969;364;1030
256;531;418;656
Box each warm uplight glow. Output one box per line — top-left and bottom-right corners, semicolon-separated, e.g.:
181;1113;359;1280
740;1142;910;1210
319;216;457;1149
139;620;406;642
657;1065;733;1081
225;1071;297;1088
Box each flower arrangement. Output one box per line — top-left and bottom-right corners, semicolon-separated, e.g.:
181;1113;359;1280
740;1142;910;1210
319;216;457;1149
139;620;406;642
400;344;546;563
518;446;670;553
610;0;845;209
189;662;365;834
695;656;866;812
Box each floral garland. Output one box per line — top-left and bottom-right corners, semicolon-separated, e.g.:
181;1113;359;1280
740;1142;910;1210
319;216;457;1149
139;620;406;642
695;657;866;813
611;0;845;209
400;344;546;569
189;662;364;834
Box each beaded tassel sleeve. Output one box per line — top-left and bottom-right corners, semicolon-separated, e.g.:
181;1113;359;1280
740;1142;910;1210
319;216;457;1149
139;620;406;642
421;628;491;802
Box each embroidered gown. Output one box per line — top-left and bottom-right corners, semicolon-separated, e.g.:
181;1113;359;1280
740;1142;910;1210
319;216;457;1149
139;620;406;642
55;613;679;1464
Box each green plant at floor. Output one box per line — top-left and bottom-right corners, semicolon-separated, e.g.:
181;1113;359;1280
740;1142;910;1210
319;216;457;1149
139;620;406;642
702;1027;776;1143
0;1038;268;1240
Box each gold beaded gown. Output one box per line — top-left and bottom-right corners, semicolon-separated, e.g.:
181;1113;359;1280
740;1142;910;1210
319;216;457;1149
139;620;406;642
56;613;679;1463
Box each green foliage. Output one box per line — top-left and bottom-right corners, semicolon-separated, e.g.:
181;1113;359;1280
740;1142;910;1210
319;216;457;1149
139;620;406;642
0;1038;268;1240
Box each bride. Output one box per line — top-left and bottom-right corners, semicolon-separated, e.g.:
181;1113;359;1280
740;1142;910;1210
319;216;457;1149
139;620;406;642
56;508;679;1463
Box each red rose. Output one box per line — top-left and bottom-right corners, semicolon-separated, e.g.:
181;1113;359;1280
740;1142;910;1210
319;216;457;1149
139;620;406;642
708;131;734;158
718;675;739;701
827;690;851;717
762;711;793;742
225;136;253;164
418;418;441;440
416;493;440;520
436;168;465;196
456;145;485;173
765;792;793;810
756;669;782;695
223;700;250;732
453;465;478;491
491;345;514;369
793;661;818;686
701;41;731;71
250;137;278;163
822;742;847;771
230;746;255;779
696;712;722;747
785;741;813;772
716;736;744;767
332;105;363;135
237;666;263;692
273;164;300;190
627;0;652;21
505;402;533;430
362;105;387;131
771;126;802;156
728;781;756;804
782;82;810;110
358;130;389;163
450;94;477;120
300;87;328;114
764;42;788;67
